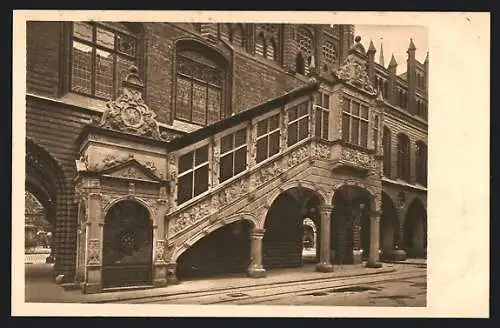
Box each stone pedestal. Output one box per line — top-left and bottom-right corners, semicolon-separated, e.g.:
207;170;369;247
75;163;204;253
316;205;334;272
352;249;363;264
166;262;179;284
248;229;266;278
392;248;407;261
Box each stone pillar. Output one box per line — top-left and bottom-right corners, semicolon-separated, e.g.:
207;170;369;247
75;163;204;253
316;205;334;272
82;188;104;294
248;228;266;278
366;211;382;268
352;211;363;264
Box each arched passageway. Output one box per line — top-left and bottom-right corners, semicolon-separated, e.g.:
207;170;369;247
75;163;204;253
176;220;252;280
25;139;66;273
102;200;154;288
25;191;53;256
332;185;372;265
380;192;400;260
302;218;318;263
404;198;427;258
263;187;323;269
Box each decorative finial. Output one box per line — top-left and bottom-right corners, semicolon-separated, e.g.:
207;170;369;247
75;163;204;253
128;65;139;75
355;35;361;43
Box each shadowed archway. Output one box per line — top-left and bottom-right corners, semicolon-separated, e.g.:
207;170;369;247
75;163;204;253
404;198;427;258
380;192;400;260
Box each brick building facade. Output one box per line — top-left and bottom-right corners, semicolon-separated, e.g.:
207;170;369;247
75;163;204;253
25;21;427;293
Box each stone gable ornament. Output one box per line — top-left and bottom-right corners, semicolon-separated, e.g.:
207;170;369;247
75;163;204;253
333;36;377;96
93;65;171;141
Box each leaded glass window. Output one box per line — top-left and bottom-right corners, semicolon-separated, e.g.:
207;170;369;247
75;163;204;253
297;27;313;75
71;22;137;100
175;53;224;125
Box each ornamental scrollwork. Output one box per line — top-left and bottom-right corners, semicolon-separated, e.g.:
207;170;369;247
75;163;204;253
251;162;283;190
167;152;178;182
341;148;377;171
87;239;100;265
172;199;212;234
333;54;377;95
313;143;331;160
155;240;166;262
287;145;311;168
218;178;249;207
92;65;170;141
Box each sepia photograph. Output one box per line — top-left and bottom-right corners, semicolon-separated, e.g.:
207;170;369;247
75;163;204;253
12;10;489;317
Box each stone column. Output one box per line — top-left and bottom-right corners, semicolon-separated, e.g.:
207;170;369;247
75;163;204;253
248;228;266;278
393;208;407;261
83;190;104;294
316;205;334;272
366;211;382;268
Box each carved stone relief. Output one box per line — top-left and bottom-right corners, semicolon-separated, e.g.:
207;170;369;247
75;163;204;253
155;240;166;262
287;145;311;168
312;142;331;160
333;54;377;95
341;148;377;171
87;238;100;266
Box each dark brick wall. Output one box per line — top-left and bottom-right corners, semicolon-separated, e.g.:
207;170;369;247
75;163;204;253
26;21;61;97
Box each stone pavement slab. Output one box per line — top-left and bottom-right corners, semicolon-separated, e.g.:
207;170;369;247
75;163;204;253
24;262;405;304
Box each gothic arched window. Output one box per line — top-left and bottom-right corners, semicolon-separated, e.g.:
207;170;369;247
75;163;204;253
383;127;392;178
255;33;266;57
266;37;276;60
220;24;231;42
297;27;314;75
397;133;411;182
174;41;229;126
70;21;139;100
231;24;244;48
416;141;428;186
321;39;337;70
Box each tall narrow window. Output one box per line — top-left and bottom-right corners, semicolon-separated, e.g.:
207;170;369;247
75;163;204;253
255;33;265;57
314;92;330;140
297;27;313;75
287;102;310;147
321;39;337;70
177;145;210;204
342;98;369;148
70;22;137;100
256;114;280;163
219;128;248;182
416;141;428;186
220;24;230;42
231;24;244;48
373;113;379;150
383;127;392;177
397;133;411;182
266;38;276;60
175;47;227;126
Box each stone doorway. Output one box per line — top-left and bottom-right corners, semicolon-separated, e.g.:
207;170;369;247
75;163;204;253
102;200;154;289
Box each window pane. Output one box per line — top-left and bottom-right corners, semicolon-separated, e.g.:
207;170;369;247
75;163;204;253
73;22;93;42
288;122;298;146
288;107;298;121
176;77;192;121
207;87;221;125
342;113;350;142
322;111;329;140
219;153;234;182
269;131;280;156
360;105;369;119
195;146;209;165
315;109;322;138
221;134;233;154
95;49;114;100
322;94;330;108
234;147;247;174
116;33;136;57
115;56;135;95
96;28;115;49
298;117;309;140
269;114;280;131
298;103;308;116
178;152;194;174
343;98;350;113
352;102;360;116
257;120;267;137
256;137;268;163
360;121;368;148
351;119;359;145
194;165;209;196
234;129;247;147
71;41;92;94
266;41;275;60
177;172;193;204
192;82;207;125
